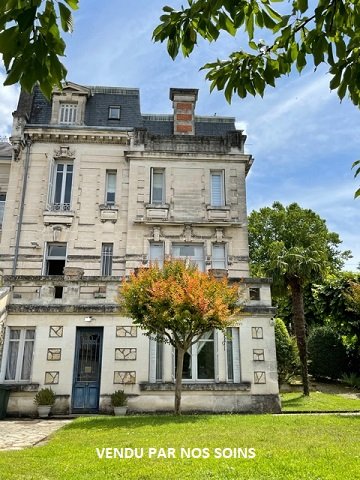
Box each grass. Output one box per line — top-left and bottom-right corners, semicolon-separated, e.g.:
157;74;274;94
281;391;360;411
0;414;359;480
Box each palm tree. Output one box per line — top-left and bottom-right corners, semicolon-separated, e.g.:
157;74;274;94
248;202;350;395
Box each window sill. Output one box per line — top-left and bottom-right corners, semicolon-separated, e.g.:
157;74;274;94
43;210;74;225
0;383;39;392
139;382;251;392
206;205;230;221
145;204;169;220
99;205;118;223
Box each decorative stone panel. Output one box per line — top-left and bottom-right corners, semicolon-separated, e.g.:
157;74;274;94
251;327;263;339
49;326;63;337
113;371;136;384
115;348;137;360
253;349;265;361
116;326;137;337
47;348;62;361
254;371;266;384
45;371;59;384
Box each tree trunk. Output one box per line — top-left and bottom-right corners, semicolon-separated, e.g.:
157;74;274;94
289;278;310;396
175;347;185;415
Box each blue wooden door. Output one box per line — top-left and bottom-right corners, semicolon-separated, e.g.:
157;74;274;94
72;327;103;412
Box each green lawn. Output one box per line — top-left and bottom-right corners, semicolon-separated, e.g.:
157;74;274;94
281;391;360;411
0;414;359;480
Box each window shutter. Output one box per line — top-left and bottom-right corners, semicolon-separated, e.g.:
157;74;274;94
47;159;55;210
149;337;157;383
232;327;241;383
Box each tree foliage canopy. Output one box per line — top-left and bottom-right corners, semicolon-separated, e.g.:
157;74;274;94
248;201;351;395
248;201;350;290
120;259;240;414
0;0;78;97
120;259;239;349
154;0;360;105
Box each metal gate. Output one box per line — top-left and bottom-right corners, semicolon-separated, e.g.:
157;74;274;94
72;327;103;412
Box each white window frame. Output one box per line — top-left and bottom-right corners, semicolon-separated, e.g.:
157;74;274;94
150;168;165;204
176;331;216;382
210;170;225;207
149;242;164;267
44;242;67;275
109;106;121;120
212;243;227;269
101;243;113;276
59;103;78;125
48;161;73;211
1;327;35;383
172;243;205;271
105;170;117;206
226;327;241;382
0;192;6;227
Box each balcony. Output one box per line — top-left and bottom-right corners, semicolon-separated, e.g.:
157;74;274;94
4;275;121;313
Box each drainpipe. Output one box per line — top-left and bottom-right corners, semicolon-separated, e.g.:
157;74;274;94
12;137;32;276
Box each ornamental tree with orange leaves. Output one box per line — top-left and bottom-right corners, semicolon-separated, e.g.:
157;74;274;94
120;259;240;415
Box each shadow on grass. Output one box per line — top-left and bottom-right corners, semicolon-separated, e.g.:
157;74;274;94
62;414;208;432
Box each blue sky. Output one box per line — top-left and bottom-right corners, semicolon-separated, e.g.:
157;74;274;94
0;0;359;270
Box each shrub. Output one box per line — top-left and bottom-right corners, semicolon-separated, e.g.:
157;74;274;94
274;318;300;385
342;372;360;389
34;388;55;406
111;390;127;407
308;325;348;380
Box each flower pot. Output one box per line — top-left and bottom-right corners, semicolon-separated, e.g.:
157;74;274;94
37;405;51;418
113;406;127;416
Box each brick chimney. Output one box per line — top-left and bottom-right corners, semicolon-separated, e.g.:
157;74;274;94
170;88;198;135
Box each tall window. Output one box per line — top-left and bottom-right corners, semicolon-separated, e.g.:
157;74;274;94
5;328;35;381
0;193;6;227
149;242;164;267
210;171;225;207
172;244;205;271
105;171;116;206
212;244;226;269
176;331;215;381
45;243;67;275
226;327;240;382
59;103;77;124
151;168;165;204
101;243;113;276
49;162;73;211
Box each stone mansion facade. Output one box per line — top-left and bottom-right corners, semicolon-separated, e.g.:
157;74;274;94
0;83;279;415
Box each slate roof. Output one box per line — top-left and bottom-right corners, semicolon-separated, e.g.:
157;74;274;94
17;84;237;136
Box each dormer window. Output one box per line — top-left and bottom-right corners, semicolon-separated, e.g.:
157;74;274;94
109;106;121;120
50;82;90;126
59;103;78;125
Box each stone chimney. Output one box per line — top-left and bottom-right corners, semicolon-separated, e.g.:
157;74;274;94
170;88;198;135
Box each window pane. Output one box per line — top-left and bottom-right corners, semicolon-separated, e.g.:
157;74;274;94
226;328;234;381
212;244;226;269
152;171;164;203
5;340;19;380
150;243;164;266
106;172;116;205
211;172;224;206
101;243;113;276
156;342;163;381
0;193;6;226
10;329;21;340
197;338;214;379
64;166;73;205
21;339;34;380
48;244;66;257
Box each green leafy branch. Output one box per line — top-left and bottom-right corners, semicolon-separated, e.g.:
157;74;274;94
0;0;79;97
